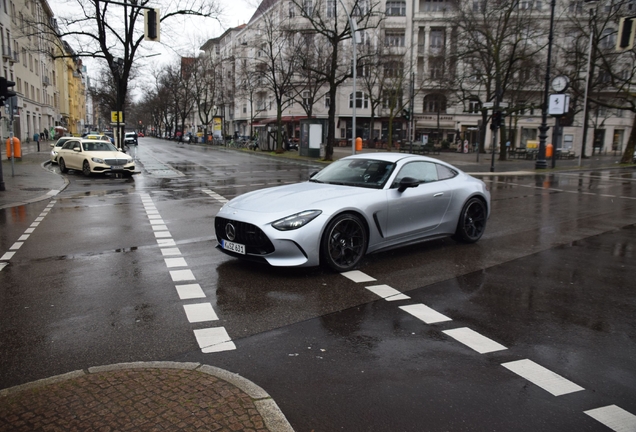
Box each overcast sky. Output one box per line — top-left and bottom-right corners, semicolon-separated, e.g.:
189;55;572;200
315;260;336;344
47;0;258;95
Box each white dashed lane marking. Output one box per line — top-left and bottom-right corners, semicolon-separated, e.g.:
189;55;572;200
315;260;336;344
139;192;235;353
399;303;452;324
584;405;636;432
194;327;235;353
365;284;410;301
183;303;219;323
501;359;584;396
442;327;507;354
341;270;377;283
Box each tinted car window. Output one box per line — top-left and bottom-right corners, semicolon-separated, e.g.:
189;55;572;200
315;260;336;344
61;141;77;150
436;164;457;180
392;161;438;187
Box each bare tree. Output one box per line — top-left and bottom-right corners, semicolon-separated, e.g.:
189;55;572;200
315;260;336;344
192;54;222;141
35;0;221;146
558;2;636;163
449;0;546;160
287;0;383;160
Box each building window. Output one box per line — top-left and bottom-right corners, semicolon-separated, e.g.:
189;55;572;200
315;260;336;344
467;99;481;113
423;94;447;113
302;90;311;107
349;91;369;109
302;0;313;16
385;31;405;47
325;95;330;108
326;0;335;17
429;57;444;79
386;0;406;15
289;1;296;17
600;28;616;49
384;60;403;78
430;29;444;48
423;0;446;12
352;0;368;15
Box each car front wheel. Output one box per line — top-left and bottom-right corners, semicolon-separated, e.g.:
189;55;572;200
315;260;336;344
454;197;487;243
59;158;68;173
82;160;92;177
321;213;368;272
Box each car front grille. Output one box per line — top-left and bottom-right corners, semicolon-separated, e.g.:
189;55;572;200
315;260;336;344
104;158;129;166
215;217;275;255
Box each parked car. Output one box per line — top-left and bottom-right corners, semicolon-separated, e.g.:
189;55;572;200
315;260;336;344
215;153;491;271
50;137;76;163
57;139;135;177
124;132;138;146
137;132;145;137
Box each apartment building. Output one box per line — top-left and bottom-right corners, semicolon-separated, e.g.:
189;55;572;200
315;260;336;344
200;0;634;156
1;0;85;143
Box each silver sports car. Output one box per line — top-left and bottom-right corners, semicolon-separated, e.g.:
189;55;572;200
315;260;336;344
215;152;490;272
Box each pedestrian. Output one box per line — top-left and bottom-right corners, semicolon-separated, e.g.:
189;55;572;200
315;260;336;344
34;132;40;152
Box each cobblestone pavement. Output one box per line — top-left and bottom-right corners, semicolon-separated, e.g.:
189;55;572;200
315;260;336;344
0;363;293;432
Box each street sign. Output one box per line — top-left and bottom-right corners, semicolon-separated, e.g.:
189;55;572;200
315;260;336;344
548;94;570;116
111;111;123;122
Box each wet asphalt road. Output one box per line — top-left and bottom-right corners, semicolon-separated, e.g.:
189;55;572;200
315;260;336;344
0;137;635;431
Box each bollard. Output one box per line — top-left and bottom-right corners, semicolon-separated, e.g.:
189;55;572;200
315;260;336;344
355;137;362;151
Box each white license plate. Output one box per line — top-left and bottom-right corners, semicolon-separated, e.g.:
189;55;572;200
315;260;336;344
110;166;124;170
222;239;245;254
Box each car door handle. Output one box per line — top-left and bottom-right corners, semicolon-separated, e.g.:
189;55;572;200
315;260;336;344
433;193;444;197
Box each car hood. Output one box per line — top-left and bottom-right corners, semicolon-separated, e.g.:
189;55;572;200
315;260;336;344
226;182;377;214
84;151;130;159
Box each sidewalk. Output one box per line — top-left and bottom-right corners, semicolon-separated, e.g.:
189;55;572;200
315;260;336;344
0;362;293;431
0;140;67;210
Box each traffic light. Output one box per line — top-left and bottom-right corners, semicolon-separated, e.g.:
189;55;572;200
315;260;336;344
617;16;635;51
0;77;16;106
402;108;410;121
490;111;502;130
144;8;160;42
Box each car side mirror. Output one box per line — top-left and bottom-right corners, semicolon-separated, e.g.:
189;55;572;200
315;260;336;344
73;148;81;152
398;176;420;193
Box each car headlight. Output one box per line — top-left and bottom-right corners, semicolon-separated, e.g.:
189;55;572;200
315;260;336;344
127;158;133;163
272;210;322;231
91;157;105;164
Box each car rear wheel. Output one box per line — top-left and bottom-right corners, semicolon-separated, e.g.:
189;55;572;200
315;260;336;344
321;213;368;272
82;160;92;177
454;197;487;243
59;158;68;173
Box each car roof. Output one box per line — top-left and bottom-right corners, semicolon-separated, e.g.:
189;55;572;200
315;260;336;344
342;152;463;171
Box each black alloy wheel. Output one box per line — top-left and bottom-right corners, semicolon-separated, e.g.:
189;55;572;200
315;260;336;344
321;213;368;272
454;197;487;243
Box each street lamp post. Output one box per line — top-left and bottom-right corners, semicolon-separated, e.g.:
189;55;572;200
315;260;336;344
579;1;597;166
536;0;557;170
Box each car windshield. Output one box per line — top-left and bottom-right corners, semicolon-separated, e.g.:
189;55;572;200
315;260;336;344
83;142;117;152
310;158;396;189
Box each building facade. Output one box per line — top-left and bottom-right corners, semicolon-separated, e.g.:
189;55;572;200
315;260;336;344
199;0;634;157
1;0;86;145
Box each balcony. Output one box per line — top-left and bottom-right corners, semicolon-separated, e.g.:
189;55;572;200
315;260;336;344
2;46;12;61
42;76;50;86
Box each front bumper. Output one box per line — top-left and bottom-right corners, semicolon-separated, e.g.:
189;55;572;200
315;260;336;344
214;215;321;267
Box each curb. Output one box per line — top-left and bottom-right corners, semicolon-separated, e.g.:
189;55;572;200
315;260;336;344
0;361;294;432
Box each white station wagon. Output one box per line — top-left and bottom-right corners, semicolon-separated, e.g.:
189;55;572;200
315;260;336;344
57;139;135;177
